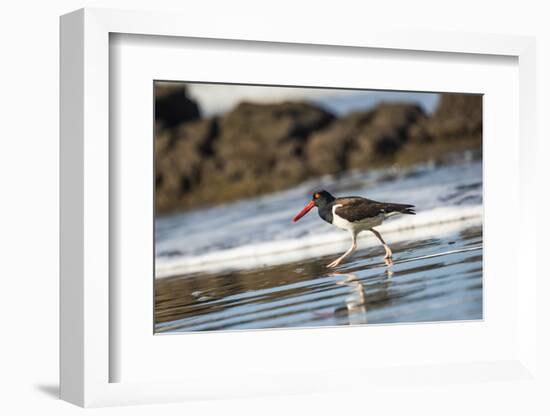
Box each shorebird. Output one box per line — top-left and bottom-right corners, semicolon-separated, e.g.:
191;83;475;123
292;190;415;267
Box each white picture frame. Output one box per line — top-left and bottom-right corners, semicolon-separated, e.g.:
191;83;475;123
60;8;538;407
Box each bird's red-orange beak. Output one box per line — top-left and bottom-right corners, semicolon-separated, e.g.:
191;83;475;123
293;200;315;222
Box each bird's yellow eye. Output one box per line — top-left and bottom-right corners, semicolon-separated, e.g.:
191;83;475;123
314;193;320;199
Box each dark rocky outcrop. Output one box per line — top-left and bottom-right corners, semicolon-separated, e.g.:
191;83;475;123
154;87;482;214
155;96;335;212
155;83;201;128
408;93;482;144
397;93;482;164
306;103;425;174
155;118;219;211
210;101;334;190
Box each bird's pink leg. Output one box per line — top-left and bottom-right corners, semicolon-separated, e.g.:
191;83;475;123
327;231;358;268
371;228;393;259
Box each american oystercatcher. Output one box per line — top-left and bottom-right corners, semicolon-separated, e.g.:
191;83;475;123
293;190;415;267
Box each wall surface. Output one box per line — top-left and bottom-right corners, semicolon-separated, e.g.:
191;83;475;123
0;0;548;414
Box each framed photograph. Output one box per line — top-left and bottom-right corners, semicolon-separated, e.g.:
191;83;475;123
60;8;538;407
153;81;482;333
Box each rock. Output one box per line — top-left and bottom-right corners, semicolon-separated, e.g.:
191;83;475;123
420;93;482;142
306;111;373;175
306;103;425;173
155;118;219;212
155;101;334;212
434;93;482;122
154;82;201;128
397;93;483;164
348;103;425;169
204;101;334;193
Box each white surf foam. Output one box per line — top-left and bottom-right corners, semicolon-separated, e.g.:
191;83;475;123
155;205;482;278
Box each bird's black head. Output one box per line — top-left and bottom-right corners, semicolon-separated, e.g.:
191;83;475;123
311;190;335;207
293;190;335;222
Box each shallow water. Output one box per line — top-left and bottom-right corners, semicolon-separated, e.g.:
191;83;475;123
154;154;482;332
155;225;482;332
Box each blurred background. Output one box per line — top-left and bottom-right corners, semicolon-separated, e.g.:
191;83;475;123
154;82;483;333
155;82;481;213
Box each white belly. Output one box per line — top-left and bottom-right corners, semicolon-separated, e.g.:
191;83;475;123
331;204;385;232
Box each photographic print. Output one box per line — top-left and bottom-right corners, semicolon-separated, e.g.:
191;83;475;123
154;82;482;333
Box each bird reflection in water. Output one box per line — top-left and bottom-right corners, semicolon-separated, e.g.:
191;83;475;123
334;273;369;325
327;264;394;325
